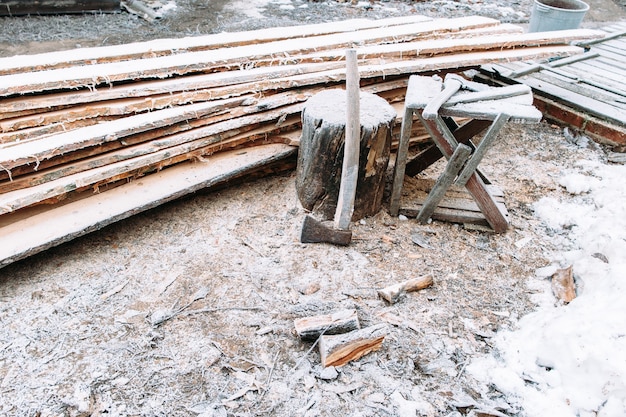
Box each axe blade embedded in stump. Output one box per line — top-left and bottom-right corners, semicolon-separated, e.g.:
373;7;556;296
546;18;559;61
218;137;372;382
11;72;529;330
300;48;360;245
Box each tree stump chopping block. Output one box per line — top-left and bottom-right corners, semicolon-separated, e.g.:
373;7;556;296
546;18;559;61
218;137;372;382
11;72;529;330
296;89;396;221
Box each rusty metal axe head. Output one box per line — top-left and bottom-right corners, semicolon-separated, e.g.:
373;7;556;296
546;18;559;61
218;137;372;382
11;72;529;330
300;215;352;246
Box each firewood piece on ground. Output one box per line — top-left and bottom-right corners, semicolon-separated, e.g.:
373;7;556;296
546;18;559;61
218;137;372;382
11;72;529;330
378;274;434;304
293;309;360;341
551;265;576;303
319;324;387;367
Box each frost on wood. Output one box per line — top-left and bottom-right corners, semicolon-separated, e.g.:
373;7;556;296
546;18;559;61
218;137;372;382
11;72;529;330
296;89;396;221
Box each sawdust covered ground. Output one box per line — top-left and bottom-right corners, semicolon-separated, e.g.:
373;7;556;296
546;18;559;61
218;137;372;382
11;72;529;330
0;121;612;416
0;1;624;416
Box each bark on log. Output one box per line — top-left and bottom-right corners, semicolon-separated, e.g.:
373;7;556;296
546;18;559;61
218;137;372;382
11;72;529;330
319;324;387;367
296;89;396;221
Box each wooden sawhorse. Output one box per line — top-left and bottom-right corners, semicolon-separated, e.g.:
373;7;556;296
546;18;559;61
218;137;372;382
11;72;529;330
389;74;542;233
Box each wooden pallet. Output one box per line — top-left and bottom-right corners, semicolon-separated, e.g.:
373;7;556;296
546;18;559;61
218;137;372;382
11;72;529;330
477;23;626;146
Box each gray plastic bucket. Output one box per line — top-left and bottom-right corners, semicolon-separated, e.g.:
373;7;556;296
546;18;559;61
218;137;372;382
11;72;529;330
528;0;589;32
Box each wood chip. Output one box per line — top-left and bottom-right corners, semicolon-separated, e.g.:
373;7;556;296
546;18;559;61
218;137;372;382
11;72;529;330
551;265;576;303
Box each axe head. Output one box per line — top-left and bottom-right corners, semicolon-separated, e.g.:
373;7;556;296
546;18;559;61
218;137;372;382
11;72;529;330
300;215;352;246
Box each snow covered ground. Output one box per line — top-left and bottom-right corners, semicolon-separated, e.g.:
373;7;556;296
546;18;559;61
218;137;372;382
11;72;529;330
469;147;626;417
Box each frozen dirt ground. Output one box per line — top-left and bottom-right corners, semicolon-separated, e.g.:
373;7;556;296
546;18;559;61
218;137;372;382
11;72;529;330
0;0;625;416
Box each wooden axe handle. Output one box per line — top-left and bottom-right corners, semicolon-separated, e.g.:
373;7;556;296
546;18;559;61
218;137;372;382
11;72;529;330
334;49;360;231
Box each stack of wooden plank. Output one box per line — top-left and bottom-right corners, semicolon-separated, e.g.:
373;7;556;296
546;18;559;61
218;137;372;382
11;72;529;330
0;15;602;267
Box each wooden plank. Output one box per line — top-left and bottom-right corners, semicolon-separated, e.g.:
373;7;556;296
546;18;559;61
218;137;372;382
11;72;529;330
474;69;626;145
0;117;120;145
0;62;344;116
0;0;120;16
516;72;626;123
0;15;434;75
567;62;626;94
0;96;252;171
0;104;303;212
399;178;507;228
592;44;626;58
592;47;626;62
0;114;302;195
0;16;502;96
301;28;599;64
0;143;297;268
488;59;626;121
525;68;626;107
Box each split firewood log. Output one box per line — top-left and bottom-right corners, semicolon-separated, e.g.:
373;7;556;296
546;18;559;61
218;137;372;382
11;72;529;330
294;309;360;341
319;324;387;367
378;274;434;304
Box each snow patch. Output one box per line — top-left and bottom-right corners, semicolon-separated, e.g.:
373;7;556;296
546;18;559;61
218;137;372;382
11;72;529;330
469;161;626;417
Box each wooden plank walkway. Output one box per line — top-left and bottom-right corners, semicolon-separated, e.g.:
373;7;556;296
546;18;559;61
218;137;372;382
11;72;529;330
477;23;626;145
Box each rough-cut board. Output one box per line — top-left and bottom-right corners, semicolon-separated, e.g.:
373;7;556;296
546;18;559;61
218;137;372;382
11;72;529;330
0;112;301;214
0;15;433;75
0;0;120;16
477;23;626;146
398;177;508;229
0;96;253;171
0;143;297;268
0;16;503;96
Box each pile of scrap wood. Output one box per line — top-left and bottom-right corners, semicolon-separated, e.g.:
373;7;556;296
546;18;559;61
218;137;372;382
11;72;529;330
0;15;602;267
